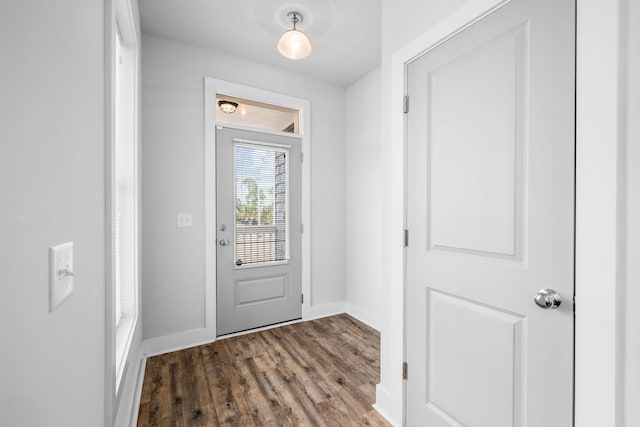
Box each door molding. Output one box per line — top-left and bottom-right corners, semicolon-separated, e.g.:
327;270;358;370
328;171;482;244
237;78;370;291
204;77;312;337
379;0;625;425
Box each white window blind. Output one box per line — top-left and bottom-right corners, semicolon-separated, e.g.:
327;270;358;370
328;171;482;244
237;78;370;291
114;30;136;332
234;143;290;266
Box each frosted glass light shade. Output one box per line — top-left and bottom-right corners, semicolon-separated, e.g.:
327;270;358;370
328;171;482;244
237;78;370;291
218;100;238;114
277;29;312;60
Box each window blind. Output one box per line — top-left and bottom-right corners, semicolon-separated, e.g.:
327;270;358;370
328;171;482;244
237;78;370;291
234;144;290;266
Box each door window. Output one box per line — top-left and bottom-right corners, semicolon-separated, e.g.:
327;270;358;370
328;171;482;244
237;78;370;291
234;143;290;267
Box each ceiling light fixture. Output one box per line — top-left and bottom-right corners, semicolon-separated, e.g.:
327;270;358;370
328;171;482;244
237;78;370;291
217;100;238;114
277;11;312;60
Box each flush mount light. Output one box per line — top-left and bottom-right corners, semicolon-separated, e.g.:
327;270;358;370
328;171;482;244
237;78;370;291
217;100;238;114
277;11;312;60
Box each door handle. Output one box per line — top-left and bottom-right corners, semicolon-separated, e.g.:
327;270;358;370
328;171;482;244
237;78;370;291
534;288;562;309
219;238;229;246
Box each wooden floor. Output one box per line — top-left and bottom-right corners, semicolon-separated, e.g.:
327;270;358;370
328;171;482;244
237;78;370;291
137;314;391;426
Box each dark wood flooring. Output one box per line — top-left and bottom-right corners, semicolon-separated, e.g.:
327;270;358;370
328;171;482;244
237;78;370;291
137;314;391;426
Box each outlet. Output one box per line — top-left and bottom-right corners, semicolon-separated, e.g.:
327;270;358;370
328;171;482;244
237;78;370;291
177;213;192;228
49;242;74;312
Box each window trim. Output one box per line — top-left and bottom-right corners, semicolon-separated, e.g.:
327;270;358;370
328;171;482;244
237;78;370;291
105;0;140;424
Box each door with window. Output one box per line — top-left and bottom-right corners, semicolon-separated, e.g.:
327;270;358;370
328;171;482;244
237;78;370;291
216;127;302;335
405;0;575;425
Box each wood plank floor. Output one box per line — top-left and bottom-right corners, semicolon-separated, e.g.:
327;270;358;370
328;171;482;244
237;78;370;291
137;314;391;426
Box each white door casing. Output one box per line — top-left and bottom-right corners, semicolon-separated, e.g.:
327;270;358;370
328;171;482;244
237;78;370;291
405;0;574;425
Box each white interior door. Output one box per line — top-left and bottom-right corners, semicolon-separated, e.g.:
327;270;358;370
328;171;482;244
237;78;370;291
405;0;575;425
216;127;302;336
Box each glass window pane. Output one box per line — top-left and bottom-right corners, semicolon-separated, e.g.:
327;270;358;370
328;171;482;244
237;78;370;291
234;144;289;266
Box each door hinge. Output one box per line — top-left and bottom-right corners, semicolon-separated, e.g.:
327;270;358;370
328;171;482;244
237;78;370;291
403;362;408;380
300;152;304;163
301;223;304;233
301;294;304;304
404;229;409;247
403;95;410;114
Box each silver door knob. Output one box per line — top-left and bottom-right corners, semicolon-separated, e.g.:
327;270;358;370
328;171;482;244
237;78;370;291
219;239;228;246
534;288;562;309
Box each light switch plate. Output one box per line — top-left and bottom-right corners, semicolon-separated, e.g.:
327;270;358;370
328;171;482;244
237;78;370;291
177;213;192;227
49;242;74;312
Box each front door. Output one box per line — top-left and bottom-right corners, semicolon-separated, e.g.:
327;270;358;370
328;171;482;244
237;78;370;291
216;127;302;336
406;0;575;425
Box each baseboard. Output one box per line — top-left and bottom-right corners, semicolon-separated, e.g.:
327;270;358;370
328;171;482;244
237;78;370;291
304;300;347;321
346;302;381;331
374;384;400;427
143;327;217;357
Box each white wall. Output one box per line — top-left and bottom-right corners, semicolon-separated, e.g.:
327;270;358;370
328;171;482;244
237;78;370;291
141;34;347;339
345;67;383;330
0;1;106;426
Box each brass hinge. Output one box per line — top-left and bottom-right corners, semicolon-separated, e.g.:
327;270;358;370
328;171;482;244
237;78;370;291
403;95;410;114
403;362;408;380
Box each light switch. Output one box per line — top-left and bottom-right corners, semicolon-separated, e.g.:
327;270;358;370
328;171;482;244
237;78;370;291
177;213;192;227
49;242;74;312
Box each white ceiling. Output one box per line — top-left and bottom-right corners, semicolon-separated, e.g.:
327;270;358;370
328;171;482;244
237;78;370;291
139;0;382;87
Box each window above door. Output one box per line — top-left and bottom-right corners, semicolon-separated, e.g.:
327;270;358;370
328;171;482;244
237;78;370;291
216;94;299;135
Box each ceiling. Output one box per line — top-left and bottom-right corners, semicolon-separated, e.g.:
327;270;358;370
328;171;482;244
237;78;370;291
139;0;382;87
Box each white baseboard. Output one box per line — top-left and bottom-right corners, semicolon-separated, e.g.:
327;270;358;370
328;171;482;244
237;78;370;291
304;300;347;320
346;302;381;331
143;327;217;357
374;384;400;427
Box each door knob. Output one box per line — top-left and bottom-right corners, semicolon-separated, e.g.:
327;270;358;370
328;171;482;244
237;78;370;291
219;239;229;246
534;288;562;309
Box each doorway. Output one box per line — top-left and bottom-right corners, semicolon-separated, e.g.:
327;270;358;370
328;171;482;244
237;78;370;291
204;78;311;337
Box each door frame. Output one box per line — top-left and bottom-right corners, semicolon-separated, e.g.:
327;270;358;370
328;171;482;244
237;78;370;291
380;0;626;425
204;77;312;337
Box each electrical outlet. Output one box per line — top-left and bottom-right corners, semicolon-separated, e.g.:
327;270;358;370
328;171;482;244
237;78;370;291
49;242;74;312
177;213;192;227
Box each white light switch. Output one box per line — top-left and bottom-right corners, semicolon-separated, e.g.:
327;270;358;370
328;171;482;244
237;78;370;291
177;213;192;227
49;242;74;312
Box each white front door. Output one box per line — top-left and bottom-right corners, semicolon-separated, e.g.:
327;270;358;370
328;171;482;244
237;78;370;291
216;127;302;336
405;0;575;425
